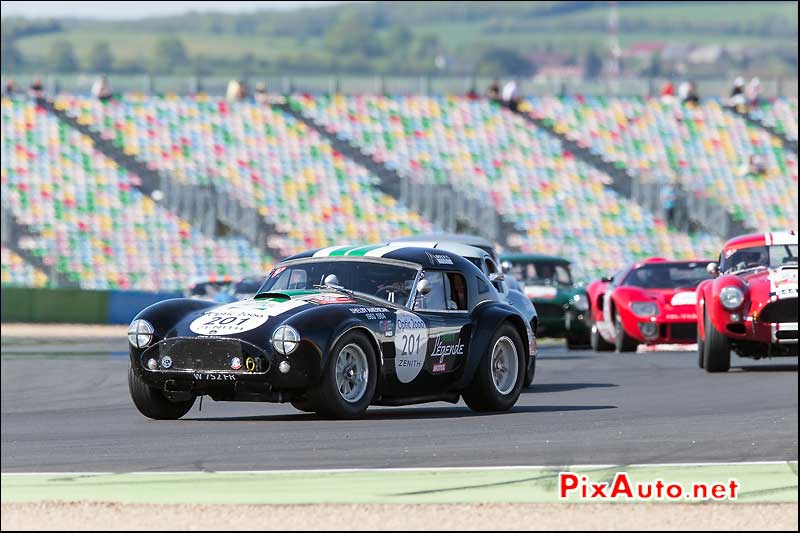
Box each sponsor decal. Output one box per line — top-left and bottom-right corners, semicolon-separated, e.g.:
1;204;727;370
349;306;389;320
189;299;307;335
230;357;242;370
161;355;173;369
192;373;237;381
670;291;696;307
307;294;356;305
430;334;465;363
379;319;394;337
425;252;454;265
525;285;558;299
394;310;429;383
665;313;696;321
269;266;287;278
769;268;798;300
245;356;258;372
432;362;447;373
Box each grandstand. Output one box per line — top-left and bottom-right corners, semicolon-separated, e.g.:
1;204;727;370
2;91;797;290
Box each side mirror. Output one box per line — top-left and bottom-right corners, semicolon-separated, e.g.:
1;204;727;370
323;274;340;286
706;263;720;277
416;278;432;296
489;272;505;283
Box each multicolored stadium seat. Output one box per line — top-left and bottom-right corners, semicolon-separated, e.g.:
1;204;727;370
289;94;722;279
524;96;798;232
749;98;798;142
1;246;48;288
2;96;268;291
52;94;432;257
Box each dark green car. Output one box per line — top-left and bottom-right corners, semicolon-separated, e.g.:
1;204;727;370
500;254;591;349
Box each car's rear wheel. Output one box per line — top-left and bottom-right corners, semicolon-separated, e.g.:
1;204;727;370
307;331;377;419
615;313;639;353
590;323;614;352
463;323;525;412
703;310;731;373
128;366;195;420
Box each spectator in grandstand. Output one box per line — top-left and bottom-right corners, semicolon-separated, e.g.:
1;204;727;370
678;80;699;104
91;75;112;101
487;79;501;101
660;81;675;103
28;77;44;98
729;76;746;108
254;82;269;105
740;154;769;178
4;79;17;96
745;77;761;108
226;79;243;102
466;85;480;100
502;79;521;111
661;181;677;225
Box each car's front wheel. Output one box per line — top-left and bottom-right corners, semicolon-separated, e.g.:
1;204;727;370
128;366;196;420
590;323;614;352
307;331;377;419
463;323;525;412
703;310;731;373
523;353;536;388
615;313;639;353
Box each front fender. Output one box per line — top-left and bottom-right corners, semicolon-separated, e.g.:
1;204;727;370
453;302;531;390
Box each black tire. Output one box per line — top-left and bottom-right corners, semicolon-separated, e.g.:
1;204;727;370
697;308;705;369
128;366;195;420
307;331;378;419
566;331;590;350
523;353;536;388
590;323;614;352
463;323;525;412
614;313;639;353
703;310;731;373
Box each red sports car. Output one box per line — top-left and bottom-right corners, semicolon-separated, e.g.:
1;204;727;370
587;258;714;352
697;231;798;372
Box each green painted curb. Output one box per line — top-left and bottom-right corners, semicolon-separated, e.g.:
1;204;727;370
2;463;796;505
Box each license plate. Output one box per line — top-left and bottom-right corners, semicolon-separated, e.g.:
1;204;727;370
192;373;237;381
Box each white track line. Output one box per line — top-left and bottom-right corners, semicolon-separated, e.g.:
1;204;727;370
2;460;796;476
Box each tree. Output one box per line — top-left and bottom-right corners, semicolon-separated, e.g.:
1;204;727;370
584;49;603;79
88;41;114;73
476;47;534;77
0;36;24;72
151;37;188;74
324;13;382;56
47;40;78;73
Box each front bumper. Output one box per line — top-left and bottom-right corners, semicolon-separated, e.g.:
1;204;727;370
133;336;319;393
630;319;698;344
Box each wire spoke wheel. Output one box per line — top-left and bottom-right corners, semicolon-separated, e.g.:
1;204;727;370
335;343;369;403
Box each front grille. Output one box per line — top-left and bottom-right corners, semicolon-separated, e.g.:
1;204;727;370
146;337;269;373
535;303;564;319
670;323;697;341
759;298;798;323
776;330;798;340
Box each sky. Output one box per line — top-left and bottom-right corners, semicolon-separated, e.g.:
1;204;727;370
1;1;352;19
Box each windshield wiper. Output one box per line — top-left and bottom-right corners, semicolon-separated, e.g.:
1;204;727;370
312;283;355;297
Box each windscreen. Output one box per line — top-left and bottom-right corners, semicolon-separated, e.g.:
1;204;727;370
506;261;572;286
258;260;419;305
623;262;712;289
721;244;798;273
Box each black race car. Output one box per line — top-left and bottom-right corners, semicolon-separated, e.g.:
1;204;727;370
128;245;537;420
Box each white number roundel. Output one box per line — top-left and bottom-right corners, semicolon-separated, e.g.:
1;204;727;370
394;310;429;383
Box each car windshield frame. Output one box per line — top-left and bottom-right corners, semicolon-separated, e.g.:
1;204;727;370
255;256;423;308
505;260;573;286
721;244;798;273
622;262;713;289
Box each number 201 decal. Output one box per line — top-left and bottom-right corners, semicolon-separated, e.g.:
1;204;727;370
394;310;429;383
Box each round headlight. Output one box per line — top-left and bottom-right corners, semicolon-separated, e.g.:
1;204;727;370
720;286;744;310
272;325;300;355
128;319;154;349
572;294;589;312
630;302;659;317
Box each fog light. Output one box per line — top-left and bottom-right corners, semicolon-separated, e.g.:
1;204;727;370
278;361;291;374
147;358;157;370
730;313;740;322
639;322;658;339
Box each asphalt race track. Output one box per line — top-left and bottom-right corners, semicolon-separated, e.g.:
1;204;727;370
1;343;797;472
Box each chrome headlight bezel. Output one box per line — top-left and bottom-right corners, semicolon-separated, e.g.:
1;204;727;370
571;293;589;312
128;319;154;349
272;325;300;355
630;301;659;318
720;286;744;310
